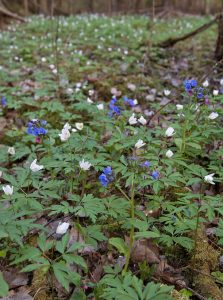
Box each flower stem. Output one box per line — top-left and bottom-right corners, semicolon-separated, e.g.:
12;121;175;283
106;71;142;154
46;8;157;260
122;177;135;275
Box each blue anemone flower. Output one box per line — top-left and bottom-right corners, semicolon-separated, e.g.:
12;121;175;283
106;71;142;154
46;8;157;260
103;166;112;175
1;96;6;107
151;171;159;180
99;173;109;187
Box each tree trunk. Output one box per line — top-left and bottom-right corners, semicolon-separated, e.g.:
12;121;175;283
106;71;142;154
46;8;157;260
215;14;223;61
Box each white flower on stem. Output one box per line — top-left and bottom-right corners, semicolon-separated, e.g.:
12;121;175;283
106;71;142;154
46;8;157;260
30;159;44;172
166;149;174;158
49;64;55;69
41;57;46;62
129;113;137;125
52;69;57;74
58;128;70;142
165;127;175;137
97;103;104;110
220;79;223;85
8;147;15;155
176;104;183;110
88;89;94;96
135;139;146;149
66;88;73;95
63;123;71;130
133;99;138;105
203;80;209;87
208;112;219;120
87;97;93;104
75;123;84;130
79;159;92;171
56;222;69;235
213;90;219;96
204;173;215;185
138;116;147;125
164;89;171;96
2;185;13;195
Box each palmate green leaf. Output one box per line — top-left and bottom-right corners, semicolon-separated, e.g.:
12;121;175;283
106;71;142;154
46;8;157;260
63;254;87;272
56;233;69;254
134;231;160;240
11;246;41;265
20;262;50;273
109;237;128;256
0;271;9;297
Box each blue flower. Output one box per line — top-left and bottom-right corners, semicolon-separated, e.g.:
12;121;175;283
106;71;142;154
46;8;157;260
183;79;197;92
27;119;47;137
141;161;151;168
99;166;114;187
99;173;109;187
109;97;121;117
1;96;6;107
151;171;159;180
123;96;136;107
103;166;112;175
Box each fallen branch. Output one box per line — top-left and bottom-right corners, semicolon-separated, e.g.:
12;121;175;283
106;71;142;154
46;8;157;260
0;4;26;22
157;16;218;48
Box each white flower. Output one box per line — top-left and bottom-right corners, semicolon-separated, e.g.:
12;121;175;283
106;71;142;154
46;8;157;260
79;159;92;171
166;149;174;158
88;89;94;96
129;113;137;125
135;139;146;149
204;173;215;185
220;79;223;85
2;185;13;195
49;64;55;69
56;222;70;235
63;123;71;130
176;104;183;110
87;97;93;104
52;69;57;74
41;57;46;62
58;128;70;142
208;112;219;120
203;80;209;87
75;123;84;130
138;116;147;125
164;89;171;96
213;90;219;96
30;159;44;172
7;147;15;155
133;99;138;105
72;128;77;132
0;171;2;177
165;127;175;137
66;88;73;95
97;103;104;110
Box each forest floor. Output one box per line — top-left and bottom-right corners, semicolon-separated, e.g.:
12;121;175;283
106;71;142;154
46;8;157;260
0;14;223;300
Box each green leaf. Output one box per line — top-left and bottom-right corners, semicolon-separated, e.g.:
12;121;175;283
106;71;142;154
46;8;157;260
109;237;128;256
135;231;160;239
175;138;183;149
0;271;9;297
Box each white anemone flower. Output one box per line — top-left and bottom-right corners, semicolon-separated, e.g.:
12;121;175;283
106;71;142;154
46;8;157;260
135;139;146;149
176;104;183;110
30;159;44;172
2;185;13;195
213;90;219;96
204;173;215;185
138;116;147;125
97;103;104;110
7;147;15;155
75;123;84;130
208;112;219;120
79;159;92;171
58;128;70;142
129;113;137;125
56;222;70;235
164;89;171;96
165;127;175;137
203;80;209;87
166;150;174;158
